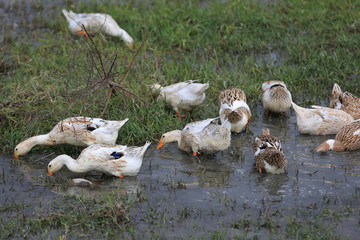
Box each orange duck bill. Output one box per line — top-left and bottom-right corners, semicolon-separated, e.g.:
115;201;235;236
48;170;53;176
14;153;18;159
156;140;164;149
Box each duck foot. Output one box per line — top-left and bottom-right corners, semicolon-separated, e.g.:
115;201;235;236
76;29;89;39
176;111;181;121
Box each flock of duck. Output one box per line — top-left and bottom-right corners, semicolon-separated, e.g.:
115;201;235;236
12;10;360;178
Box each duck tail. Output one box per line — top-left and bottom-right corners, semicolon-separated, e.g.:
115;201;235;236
330;83;343;109
113;118;129;130
332;83;343;96
190;82;209;95
62;9;73;22
198;83;209;94
139;141;152;157
291;102;304;114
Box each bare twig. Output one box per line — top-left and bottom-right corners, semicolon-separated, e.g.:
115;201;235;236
109;82;151;105
82;24;107;76
59;19;152;120
117;32;150;85
100;32;151;115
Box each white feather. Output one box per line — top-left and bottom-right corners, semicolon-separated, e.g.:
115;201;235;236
353;129;360;136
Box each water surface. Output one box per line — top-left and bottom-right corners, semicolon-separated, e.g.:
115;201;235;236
2;102;359;238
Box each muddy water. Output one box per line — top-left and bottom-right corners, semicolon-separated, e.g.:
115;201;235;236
1;0;359;237
1;102;359;237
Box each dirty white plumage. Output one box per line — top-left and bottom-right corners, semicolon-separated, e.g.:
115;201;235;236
62;9;134;49
292;102;354;135
14;117;129;158
151;80;209;120
262;80;292;114
156;117;231;156
47;142;151;177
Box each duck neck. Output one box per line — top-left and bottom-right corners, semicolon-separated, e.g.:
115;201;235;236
166;130;182;146
116;29;133;47
59;155;83;173
23;134;52;150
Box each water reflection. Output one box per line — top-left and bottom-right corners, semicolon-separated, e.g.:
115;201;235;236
253;173;290;196
50;177;140;200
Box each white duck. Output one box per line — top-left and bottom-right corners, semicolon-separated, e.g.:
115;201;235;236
219;88;251;133
262;81;292;114
292;102;354;135
330;83;360;120
14;117;129;158
316;120;360;152
151;80;209;120
156;117;231;156
62;9;134;49
48;142;151;178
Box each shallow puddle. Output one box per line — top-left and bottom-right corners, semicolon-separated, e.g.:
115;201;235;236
1;101;359;238
1;1;359;237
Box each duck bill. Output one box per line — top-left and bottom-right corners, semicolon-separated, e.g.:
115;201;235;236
156;140;164;149
48;170;53;176
14;153;18;159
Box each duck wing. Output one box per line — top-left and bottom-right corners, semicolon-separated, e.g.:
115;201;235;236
335;120;360;150
183;118;219;135
311;108;353;122
89;118;128;134
253;135;282;153
161;81;191;93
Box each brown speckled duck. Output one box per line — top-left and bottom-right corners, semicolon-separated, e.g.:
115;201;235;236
252;128;286;174
254;148;287;174
330;83;360;120
316;120;360;152
262;81;292;114
219;88;251;133
156;117;231;156
252;128;282;154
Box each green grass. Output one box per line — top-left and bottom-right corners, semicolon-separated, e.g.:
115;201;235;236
0;193;134;239
1;0;359;153
2;1;359;238
1;193;355;239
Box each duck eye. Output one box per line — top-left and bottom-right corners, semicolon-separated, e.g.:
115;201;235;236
49;165;52;168
15;148;18;151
